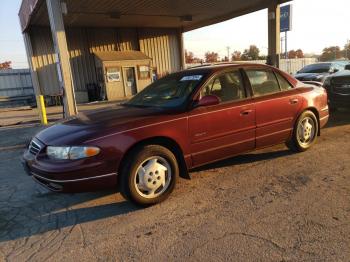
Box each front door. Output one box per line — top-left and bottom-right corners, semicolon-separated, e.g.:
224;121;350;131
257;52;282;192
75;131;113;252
188;69;256;167
123;67;137;96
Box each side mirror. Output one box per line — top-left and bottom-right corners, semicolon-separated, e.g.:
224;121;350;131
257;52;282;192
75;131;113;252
196;95;220;107
345;64;350;70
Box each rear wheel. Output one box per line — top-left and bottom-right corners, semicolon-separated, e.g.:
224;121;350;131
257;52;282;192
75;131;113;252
119;145;178;206
286;110;319;152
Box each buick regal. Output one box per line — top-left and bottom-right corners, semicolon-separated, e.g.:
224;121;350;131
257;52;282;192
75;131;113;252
22;64;329;206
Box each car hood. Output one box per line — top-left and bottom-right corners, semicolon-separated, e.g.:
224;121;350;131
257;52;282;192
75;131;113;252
294;72;329;80
330;70;350;78
35;105;171;145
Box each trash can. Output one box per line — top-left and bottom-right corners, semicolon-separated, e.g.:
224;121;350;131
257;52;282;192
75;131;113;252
86;83;101;102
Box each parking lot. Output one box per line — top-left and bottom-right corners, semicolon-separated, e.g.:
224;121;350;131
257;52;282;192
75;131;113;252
0;110;349;261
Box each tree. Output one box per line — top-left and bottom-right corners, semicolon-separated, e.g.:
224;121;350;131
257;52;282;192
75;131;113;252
231;51;242;61
343;43;350;60
221;56;229;62
288;50;297;59
320;46;342;61
0;61;12;70
241;45;260;60
205;51;219;63
185;50;194;64
296;49;304;58
287;49;304;59
185;50;202;64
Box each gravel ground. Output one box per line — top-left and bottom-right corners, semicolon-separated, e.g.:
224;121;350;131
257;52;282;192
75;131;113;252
0;110;349;261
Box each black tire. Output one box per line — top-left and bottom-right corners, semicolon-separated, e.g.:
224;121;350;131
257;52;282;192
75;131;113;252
119;145;178;206
286;110;319;152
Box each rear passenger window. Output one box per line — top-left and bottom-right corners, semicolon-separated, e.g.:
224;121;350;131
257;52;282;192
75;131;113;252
246;70;280;97
201;70;246;102
276;73;293;91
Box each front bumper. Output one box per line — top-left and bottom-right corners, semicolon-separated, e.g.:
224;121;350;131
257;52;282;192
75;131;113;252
22;147;118;193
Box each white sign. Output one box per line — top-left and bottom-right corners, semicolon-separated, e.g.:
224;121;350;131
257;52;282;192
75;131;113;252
180;75;203;81
106;68;121;82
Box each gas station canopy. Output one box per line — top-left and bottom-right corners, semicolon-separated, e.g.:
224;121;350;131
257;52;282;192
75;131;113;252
20;0;289;32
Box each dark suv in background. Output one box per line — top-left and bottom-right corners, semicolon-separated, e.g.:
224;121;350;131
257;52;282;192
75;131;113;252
295;62;347;83
323;64;350;110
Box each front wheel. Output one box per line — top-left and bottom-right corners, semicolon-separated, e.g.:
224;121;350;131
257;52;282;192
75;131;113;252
286;110;319;152
119;145;178;206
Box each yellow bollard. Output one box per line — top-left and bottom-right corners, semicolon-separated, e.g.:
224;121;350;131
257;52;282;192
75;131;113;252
37;95;48;125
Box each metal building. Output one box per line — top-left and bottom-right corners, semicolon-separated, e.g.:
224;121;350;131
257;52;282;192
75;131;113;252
19;0;289;119
0;69;35;108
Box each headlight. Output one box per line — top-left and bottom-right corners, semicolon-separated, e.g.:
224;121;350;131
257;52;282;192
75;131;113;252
46;146;100;160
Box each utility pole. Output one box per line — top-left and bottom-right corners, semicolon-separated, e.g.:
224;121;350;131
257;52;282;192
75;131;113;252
285;31;288;59
346;39;350;59
226;46;231;61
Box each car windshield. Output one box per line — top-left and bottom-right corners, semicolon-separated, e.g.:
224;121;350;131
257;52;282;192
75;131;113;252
299;63;331;73
125;72;206;108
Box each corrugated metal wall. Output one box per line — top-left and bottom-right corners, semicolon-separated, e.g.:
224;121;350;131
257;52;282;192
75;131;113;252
30;27;60;96
29;26;181;101
139;28;180;77
0;69;34;97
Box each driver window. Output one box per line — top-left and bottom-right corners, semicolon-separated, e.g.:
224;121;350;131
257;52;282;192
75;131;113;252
201;70;246;103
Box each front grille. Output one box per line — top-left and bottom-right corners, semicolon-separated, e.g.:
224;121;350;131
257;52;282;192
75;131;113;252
29;140;42;155
333;84;350;95
331;77;350;85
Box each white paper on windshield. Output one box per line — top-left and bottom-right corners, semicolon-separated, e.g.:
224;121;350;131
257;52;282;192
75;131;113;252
180;75;203;81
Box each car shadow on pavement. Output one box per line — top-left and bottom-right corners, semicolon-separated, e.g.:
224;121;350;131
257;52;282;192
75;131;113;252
192;148;293;172
0;189;140;243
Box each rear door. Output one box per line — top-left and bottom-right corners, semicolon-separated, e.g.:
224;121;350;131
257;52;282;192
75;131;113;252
188;69;256;167
244;67;302;148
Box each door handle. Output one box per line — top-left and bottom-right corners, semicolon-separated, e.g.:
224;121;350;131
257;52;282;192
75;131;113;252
289;98;299;104
240;109;253;116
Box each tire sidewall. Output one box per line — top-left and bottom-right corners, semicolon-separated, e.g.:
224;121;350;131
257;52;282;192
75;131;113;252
121;145;178;206
293;111;319;151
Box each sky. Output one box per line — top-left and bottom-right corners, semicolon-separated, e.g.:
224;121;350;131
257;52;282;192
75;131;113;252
0;0;350;68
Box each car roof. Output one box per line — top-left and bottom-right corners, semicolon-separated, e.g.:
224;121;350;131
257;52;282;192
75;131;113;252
183;63;270;74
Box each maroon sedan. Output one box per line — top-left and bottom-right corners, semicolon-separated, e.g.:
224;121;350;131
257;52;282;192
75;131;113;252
22;64;329;205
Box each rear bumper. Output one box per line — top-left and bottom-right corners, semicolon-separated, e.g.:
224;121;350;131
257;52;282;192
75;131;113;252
319;114;329;129
319;106;329;129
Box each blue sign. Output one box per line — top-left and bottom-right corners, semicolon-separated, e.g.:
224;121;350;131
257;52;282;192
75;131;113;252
280;5;292;32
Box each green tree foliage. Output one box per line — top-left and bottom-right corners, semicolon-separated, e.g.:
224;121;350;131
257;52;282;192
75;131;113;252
320;46;342;61
241;45;260;60
231;51;242;61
